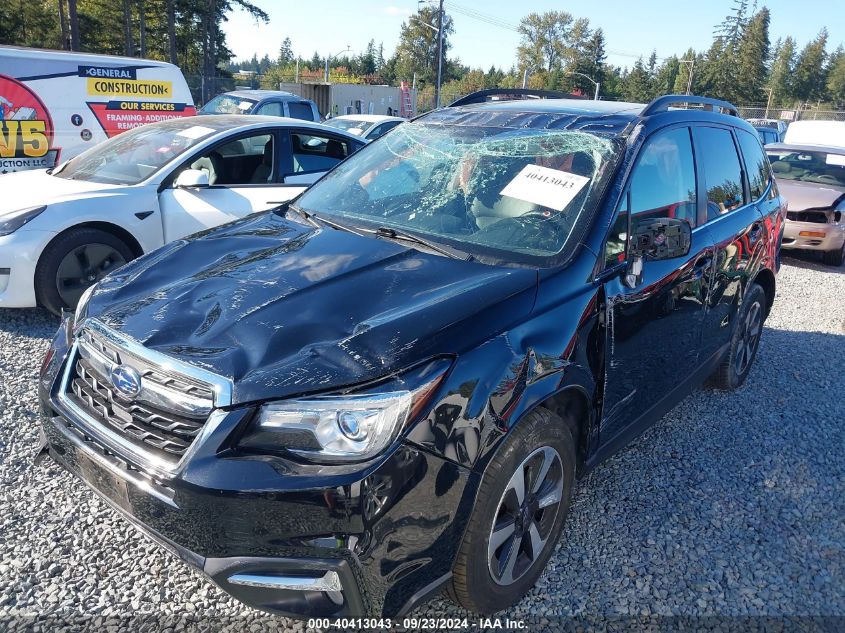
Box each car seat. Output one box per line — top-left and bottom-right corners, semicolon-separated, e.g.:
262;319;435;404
250;140;273;183
190;151;223;185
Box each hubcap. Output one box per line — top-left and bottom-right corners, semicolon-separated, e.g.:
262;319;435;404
488;446;564;586
56;244;126;308
735;300;762;375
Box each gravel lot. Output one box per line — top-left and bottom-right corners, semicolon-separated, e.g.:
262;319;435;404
1;253;843;631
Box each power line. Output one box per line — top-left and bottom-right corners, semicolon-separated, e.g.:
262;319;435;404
442;1;520;32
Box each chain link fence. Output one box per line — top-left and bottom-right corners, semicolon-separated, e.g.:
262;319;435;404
737;105;845;122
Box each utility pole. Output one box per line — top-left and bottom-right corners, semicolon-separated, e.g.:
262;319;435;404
435;0;444;109
680;59;695;95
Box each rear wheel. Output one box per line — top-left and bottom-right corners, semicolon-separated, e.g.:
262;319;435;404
711;283;766;390
35;228;133;315
445;407;576;614
822;242;845;267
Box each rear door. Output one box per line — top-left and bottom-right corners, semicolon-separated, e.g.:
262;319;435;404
600;125;716;443
693;125;768;363
158;128;305;241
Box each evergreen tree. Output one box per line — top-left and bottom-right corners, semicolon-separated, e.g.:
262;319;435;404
792;29;829;102
826;46;845;106
768;36;796;107
736;8;770;103
622;57;652;102
278;37;293;65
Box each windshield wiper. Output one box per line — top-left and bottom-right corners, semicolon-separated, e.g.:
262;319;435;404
284;204;320;229
311;213;366;236
373;226;473;261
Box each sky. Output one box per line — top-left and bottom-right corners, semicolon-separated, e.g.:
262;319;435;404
224;0;844;72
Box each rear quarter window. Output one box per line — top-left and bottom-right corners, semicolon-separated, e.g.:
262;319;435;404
288;102;315;121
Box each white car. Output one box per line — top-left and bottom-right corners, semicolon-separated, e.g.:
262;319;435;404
323;114;405;141
0;115;364;314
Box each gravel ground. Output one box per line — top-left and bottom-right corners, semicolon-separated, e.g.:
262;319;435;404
1;252;843;631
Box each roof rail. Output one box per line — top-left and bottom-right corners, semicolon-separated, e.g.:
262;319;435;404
448;88;584;108
641;94;739;117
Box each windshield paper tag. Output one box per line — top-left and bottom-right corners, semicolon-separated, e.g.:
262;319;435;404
500;164;590;212
826;154;845;167
177;126;216;140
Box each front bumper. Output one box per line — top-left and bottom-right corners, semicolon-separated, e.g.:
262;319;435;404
37;322;477;618
781;219;845;252
0;230;56;308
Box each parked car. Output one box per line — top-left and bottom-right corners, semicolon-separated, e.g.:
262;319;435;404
37;94;783;619
783;120;845;148
0;115;364;314
747;117;788;138
199;89;320;122
0;45;195;173
754;126;782;145
324;114;406;141
767;142;845;266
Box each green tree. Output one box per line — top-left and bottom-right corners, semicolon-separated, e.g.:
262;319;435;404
653;56;680;96
622;57;653;102
792;29;829;102
516;11;574;73
393;6;454;85
735;7;770;103
278;37;293;65
826;46;845;106
767;37;796;107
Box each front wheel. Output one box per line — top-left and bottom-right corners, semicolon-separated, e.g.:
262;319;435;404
822;242;845;267
445;407;576;615
34;227;134;316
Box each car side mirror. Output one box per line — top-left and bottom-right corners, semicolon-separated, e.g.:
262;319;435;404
174;169;209;189
630;217;692;261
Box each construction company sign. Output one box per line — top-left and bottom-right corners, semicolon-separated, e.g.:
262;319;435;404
81;65;194;137
0;74;60;172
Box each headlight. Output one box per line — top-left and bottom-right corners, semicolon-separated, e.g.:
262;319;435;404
74;283;96;326
240;361;449;463
0;205;47;237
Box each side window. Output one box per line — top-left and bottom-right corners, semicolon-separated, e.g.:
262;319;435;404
286;133;351;176
737;129;770;201
189;133;273;185
254;101;283;117
629;126;698;231
696;127;745;221
369;121;401;140
287;102;315;121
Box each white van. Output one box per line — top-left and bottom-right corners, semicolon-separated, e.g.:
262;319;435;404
0;46;195;173
783;120;845;149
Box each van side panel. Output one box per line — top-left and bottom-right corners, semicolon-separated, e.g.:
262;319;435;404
0;46;195;172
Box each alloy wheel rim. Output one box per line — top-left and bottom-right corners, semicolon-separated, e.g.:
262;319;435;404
56;244;126;308
488;445;564;586
735;300;762;375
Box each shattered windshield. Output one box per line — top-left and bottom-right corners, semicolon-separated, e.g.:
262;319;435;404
295;123;620;262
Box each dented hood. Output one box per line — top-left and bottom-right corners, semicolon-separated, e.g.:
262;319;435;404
88;212;538;404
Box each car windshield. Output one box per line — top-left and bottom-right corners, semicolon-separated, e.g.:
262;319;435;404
52;120;219;185
295;123;620;262
325;119;375;134
767;149;845;187
200;94;256;114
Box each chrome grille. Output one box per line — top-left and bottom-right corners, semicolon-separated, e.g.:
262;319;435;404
62;324;220;470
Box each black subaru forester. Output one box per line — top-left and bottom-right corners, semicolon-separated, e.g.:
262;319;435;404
37;93;784;618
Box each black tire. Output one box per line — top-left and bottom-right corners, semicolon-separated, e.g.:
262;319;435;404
822;242;845;267
711;283;766;391
445;407;576;615
34;227;134;316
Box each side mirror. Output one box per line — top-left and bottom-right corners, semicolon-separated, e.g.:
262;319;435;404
174;169;209;189
630;217;692;261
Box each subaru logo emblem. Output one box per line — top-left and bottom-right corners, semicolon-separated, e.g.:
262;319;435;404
110;364;142;398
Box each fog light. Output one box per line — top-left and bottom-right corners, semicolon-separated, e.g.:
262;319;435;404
337;411;368;441
799;231;826;238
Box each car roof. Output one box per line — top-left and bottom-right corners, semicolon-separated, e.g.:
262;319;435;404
221;89;306;101
0;44;178;69
766;142;845;154
332;114;405;123
144;114;363;141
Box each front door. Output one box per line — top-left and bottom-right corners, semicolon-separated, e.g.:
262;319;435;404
158;131;307;241
601;125;715;444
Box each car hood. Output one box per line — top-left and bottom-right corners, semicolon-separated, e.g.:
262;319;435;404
776;178;845;211
0;169;122;217
87;212;538;404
